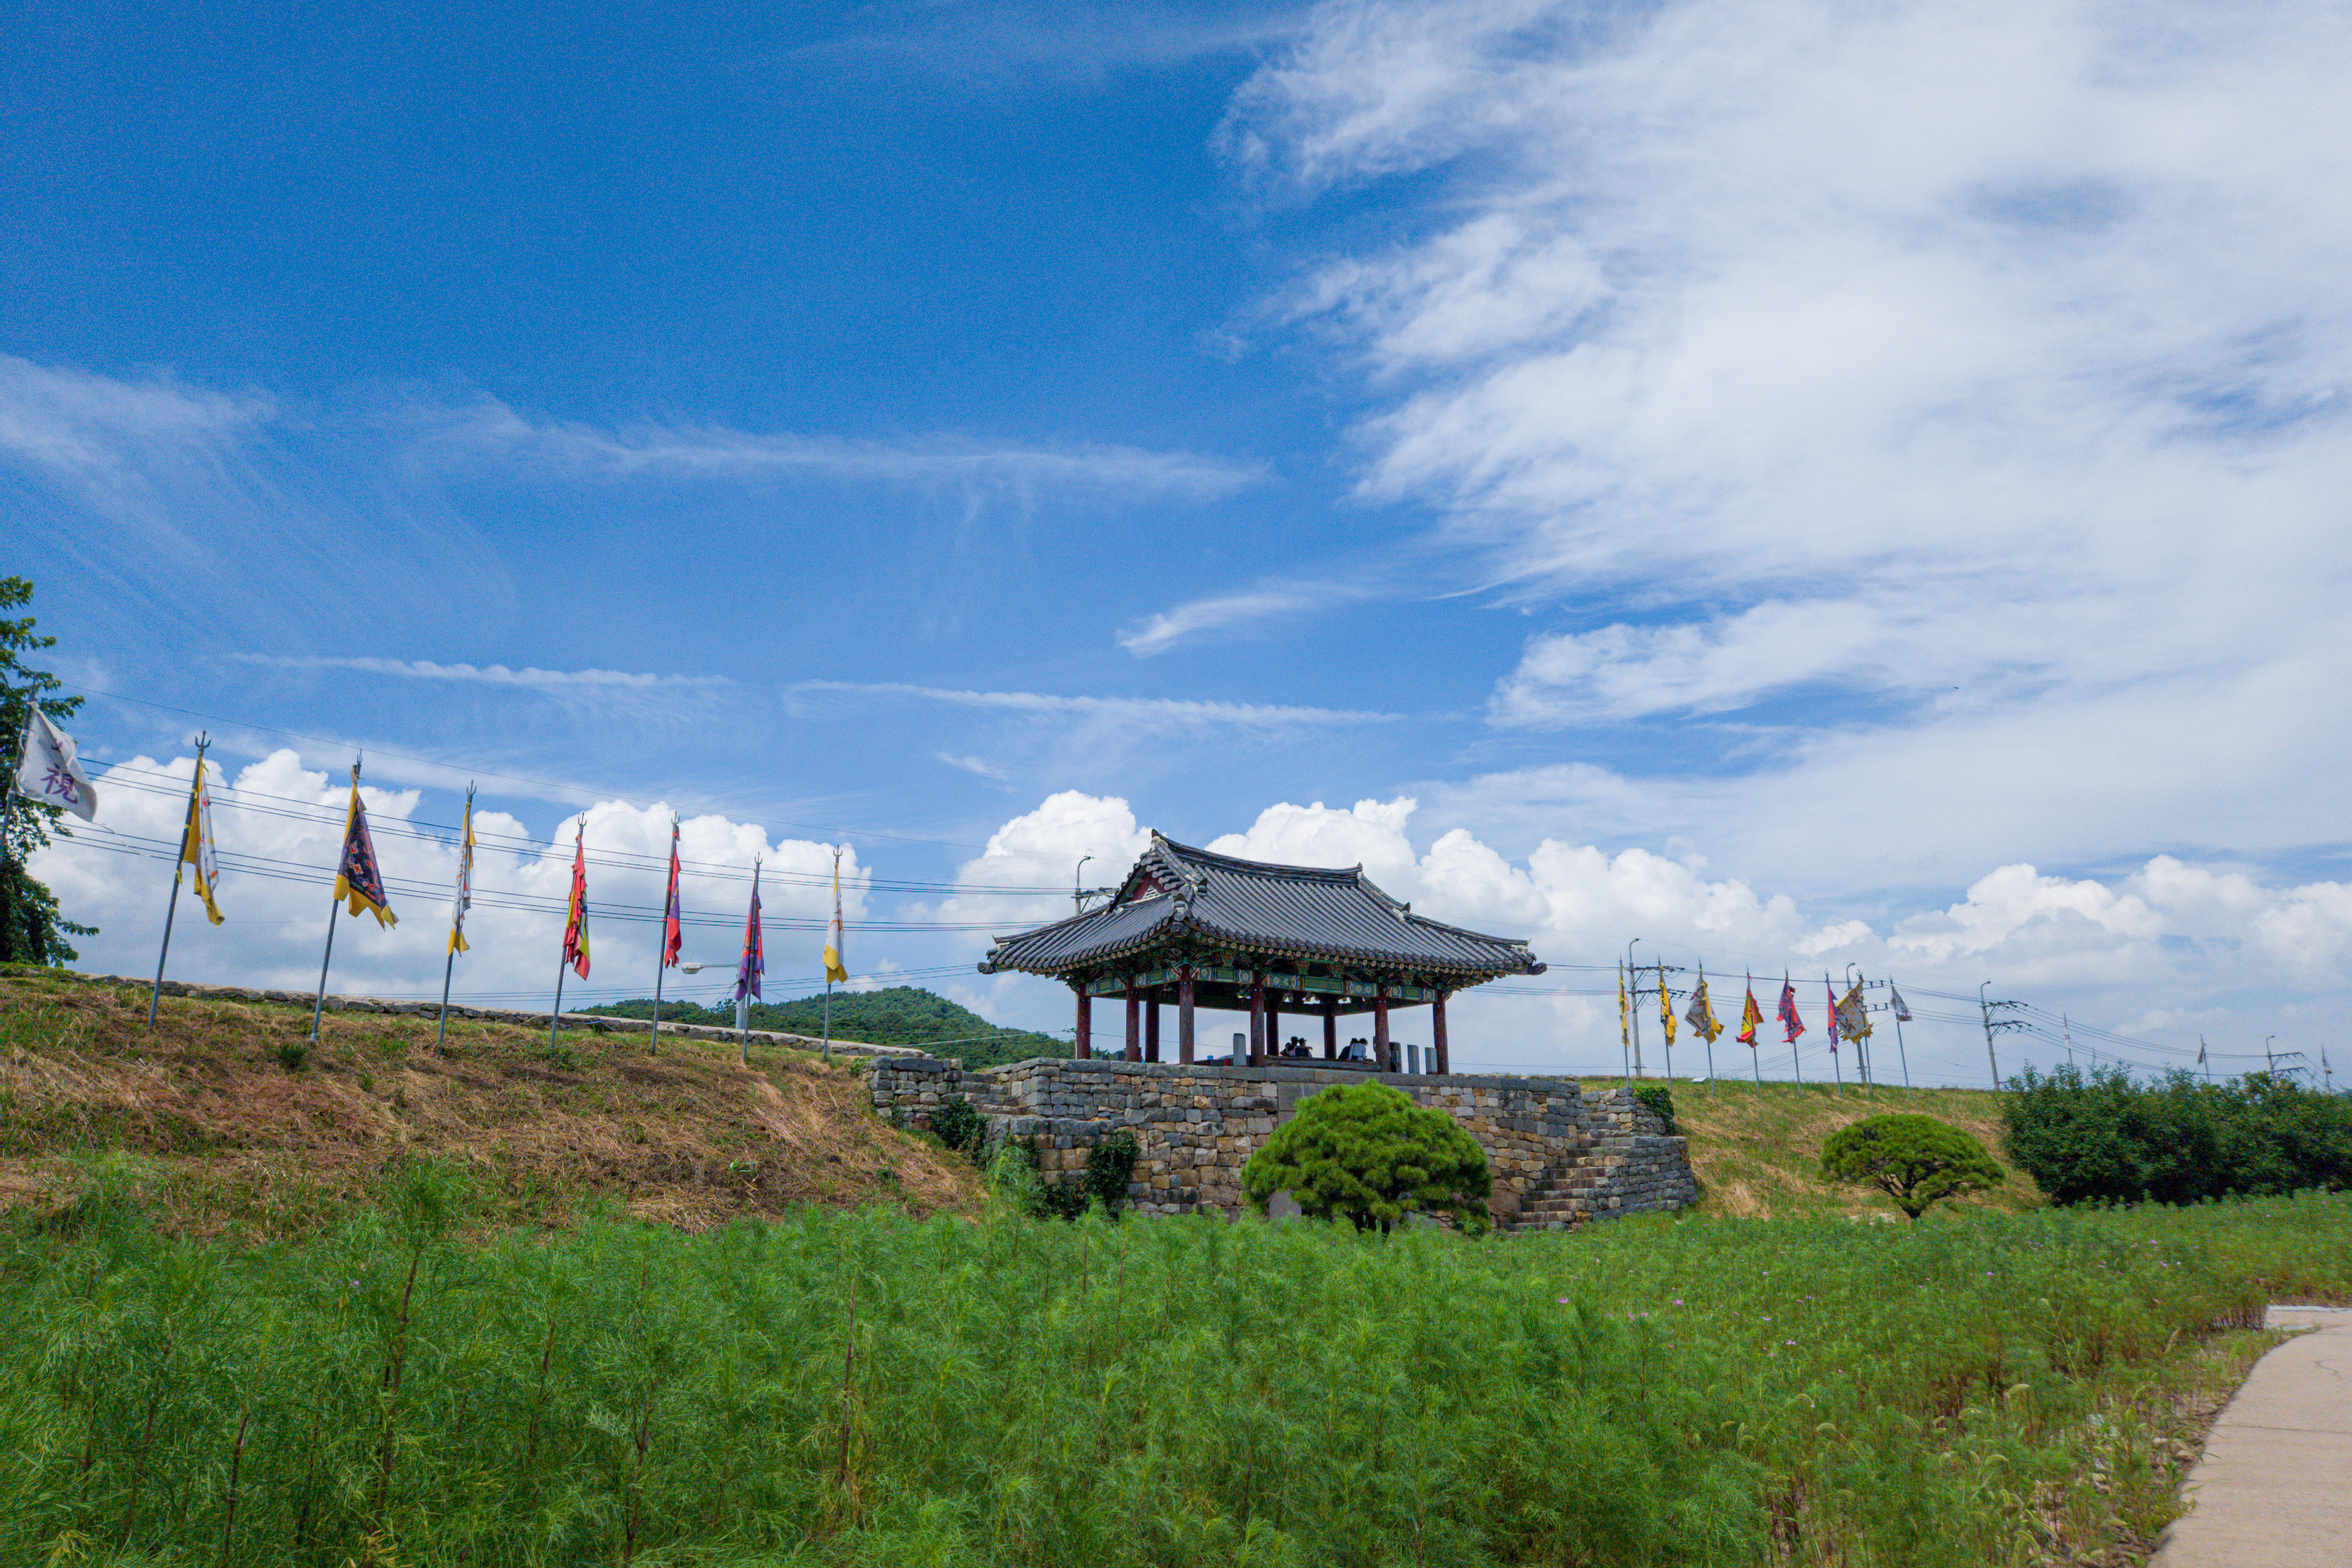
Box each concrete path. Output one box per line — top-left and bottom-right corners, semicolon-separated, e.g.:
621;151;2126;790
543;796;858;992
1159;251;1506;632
2149;1305;2352;1567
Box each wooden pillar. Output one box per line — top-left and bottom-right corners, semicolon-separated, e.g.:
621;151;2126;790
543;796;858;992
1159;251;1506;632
1322;998;1338;1060
1145;994;1161;1062
1074;986;1091;1060
1124;980;1141;1061
1374;985;1391;1072
1267;994;1282;1060
1249;973;1266;1068
1178;968;1196;1064
1432;989;1450;1075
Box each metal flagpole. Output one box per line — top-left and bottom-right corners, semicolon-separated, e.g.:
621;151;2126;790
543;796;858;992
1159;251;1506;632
310;756;361;1044
148;734;208;1027
649;815;675;1057
551;819;581;1048
435;784;473;1055
1825;974;1844;1094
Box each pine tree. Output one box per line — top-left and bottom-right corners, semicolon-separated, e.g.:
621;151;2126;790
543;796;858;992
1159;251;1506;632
1;577;97;965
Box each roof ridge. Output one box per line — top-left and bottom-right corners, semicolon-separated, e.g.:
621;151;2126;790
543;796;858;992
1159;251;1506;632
1151;831;1365;883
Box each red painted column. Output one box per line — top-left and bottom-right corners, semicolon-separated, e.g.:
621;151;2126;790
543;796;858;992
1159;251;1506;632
1144;993;1161;1062
1124;980;1141;1061
1074;986;1091;1060
1178;968;1196;1064
1373;985;1391;1072
1322;998;1338;1060
1432;990;1450;1075
1267;994;1282;1059
1249;973;1266;1068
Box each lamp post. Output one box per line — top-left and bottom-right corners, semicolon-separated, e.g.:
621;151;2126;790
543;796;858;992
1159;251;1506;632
1074;855;1092;916
2266;1035;2276;1074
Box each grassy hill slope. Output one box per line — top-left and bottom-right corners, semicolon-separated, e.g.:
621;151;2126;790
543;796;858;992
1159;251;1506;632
1659;1076;2039;1219
586;984;1064;1068
0;968;981;1236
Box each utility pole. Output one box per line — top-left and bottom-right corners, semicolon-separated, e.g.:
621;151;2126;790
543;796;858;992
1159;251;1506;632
1978;981;2025;1088
1627;937;1644;1078
2265;1035;2276;1075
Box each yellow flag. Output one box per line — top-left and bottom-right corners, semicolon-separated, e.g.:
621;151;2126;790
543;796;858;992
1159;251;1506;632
822;850;848;983
448;794;474;954
1658;961;1676;1045
180;760;225;926
1618;961;1630;1054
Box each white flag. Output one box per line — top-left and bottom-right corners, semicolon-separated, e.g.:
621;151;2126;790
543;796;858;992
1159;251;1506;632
14;707;97;821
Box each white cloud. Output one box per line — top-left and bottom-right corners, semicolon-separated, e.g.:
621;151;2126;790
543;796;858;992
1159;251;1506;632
1224;0;2352;879
1118;591;1319;655
951;790;2352;1080
413;394;1269;503
238;655;725;693
35;749;868;1009
789;679;1402;728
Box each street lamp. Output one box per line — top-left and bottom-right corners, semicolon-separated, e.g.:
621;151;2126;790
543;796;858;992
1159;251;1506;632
1074;855;1093;916
2266;1035;2276;1073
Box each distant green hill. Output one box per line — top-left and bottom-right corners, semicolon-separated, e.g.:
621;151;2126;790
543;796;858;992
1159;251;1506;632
583;986;1064;1069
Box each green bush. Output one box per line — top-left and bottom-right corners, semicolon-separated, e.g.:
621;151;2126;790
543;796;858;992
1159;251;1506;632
1242;1081;1490;1232
1085;1128;1140;1213
2004;1066;2352;1205
1634;1082;1679;1133
928;1096;985;1157
1821;1114;2005;1219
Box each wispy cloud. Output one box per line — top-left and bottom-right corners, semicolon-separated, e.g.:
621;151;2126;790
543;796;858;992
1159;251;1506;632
769;2;1305;91
792;679;1401;727
1226;0;2352;870
412;395;1270;503
935;751;1012;782
240;654;726;692
1117;590;1319;655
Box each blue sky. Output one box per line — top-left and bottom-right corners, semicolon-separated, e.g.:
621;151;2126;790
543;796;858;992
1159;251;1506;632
11;0;2352;1085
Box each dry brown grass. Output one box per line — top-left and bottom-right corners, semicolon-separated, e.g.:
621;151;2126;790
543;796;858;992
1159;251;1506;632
0;969;982;1235
1664;1076;2042;1221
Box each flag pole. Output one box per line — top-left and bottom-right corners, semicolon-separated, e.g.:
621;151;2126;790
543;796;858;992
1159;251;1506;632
435;783;473;1055
310;756;361;1045
148;734;207;1027
650;814;676;1057
551;817;580;1047
1825;973;1843;1094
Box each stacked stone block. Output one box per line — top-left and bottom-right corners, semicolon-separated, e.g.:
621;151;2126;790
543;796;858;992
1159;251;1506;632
868;1056;1695;1228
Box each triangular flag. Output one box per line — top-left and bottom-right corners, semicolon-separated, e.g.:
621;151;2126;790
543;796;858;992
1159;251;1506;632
447;792;474;954
1657;961;1676;1045
1684;965;1723;1042
332;779;395;928
1737;974;1762;1047
736;861;765;1001
1889;983;1911;1023
823;850;848;984
182;759;224;925
659;821;683;968
1777;975;1804;1043
15;707;97;821
560;824;589;978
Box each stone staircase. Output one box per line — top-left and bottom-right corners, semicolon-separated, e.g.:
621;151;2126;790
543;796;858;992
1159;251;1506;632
1503;1169;1593;1232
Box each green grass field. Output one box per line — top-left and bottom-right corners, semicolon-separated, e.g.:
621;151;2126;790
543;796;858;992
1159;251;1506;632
6;1162;2347;1568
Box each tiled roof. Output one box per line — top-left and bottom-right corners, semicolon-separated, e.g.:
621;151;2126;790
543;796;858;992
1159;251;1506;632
978;833;1545;981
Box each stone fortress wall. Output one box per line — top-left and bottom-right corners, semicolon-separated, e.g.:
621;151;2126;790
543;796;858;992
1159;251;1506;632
868;1055;1697;1230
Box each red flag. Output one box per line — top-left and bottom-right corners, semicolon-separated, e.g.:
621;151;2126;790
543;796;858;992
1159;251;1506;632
1737;973;1762;1046
659;822;684;968
1777;974;1804;1043
560;825;591;979
1824;975;1840;1054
